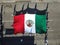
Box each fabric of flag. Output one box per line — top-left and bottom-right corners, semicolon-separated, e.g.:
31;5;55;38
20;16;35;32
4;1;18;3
12;14;24;34
25;14;47;34
13;13;47;34
36;14;47;34
25;14;35;33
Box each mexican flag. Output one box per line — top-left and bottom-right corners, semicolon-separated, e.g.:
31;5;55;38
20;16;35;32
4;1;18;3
13;14;47;34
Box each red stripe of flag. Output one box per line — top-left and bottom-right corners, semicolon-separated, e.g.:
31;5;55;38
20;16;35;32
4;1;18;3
13;14;24;34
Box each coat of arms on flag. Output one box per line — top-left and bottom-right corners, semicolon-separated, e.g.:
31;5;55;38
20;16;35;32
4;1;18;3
26;20;34;27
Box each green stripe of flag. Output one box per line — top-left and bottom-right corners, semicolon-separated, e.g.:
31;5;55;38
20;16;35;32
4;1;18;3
36;14;47;34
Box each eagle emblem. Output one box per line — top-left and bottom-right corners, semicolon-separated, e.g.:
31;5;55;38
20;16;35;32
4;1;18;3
26;20;34;27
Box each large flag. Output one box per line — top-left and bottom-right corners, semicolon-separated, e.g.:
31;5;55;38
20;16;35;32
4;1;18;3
13;14;47;34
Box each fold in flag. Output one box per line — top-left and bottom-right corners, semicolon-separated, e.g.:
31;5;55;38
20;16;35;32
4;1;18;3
13;14;47;34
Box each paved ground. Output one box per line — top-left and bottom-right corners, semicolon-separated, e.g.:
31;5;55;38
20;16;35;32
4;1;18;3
0;2;60;45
